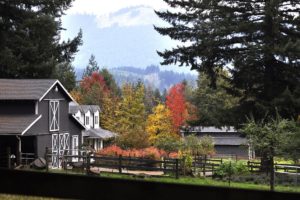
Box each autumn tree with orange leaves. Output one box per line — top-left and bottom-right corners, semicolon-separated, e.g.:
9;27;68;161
79;72;110;106
166;83;188;132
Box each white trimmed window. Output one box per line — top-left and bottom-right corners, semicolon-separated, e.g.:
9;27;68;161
85;116;89;126
49;100;59;131
94;116;99;125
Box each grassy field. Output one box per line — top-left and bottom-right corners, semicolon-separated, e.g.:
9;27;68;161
98;172;300;193
1;169;299;199
0;194;59;200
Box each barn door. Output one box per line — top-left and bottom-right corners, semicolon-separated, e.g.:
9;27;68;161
49;101;59;131
72;135;79;162
51;134;59;168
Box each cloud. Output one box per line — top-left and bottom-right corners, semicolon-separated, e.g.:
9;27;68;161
66;0;169;28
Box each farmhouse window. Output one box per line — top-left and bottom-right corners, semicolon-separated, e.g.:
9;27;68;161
95;115;98;125
49;100;59;131
85;116;89;126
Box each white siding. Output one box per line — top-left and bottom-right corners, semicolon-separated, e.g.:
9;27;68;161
74;110;82;122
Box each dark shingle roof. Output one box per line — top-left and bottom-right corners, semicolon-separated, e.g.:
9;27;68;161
83;128;117;139
0;115;41;135
0;79;56;100
213;137;248;146
182;126;236;133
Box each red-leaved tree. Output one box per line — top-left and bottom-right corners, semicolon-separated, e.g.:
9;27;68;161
166;83;187;132
79;72;110;105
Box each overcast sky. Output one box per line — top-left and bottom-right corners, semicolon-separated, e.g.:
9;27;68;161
61;0;194;73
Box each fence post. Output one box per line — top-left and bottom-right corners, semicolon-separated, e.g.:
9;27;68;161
296;168;298;187
7;147;11;169
203;155;207;177
228;161;232;186
86;153;91;175
163;157;166;174
45;147;49;172
118;155;122;174
193;156;196;175
175;159;179;179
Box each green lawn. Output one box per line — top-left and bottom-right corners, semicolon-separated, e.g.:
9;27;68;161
99;172;300;193
0;194;59;200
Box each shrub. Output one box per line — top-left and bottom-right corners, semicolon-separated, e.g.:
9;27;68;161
178;150;194;176
182;135;215;156
97;145;168;160
214;161;249;178
97;145;123;156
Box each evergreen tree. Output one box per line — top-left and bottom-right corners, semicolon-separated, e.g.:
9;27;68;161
82;54;99;78
115;83;149;149
99;68;120;97
144;85;160;114
52;62;76;91
154;88;163;103
0;0;82;78
191;70;240;126
155;0;300;121
100;95;120;132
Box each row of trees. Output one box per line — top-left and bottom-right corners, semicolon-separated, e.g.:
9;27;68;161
155;0;300;124
71;55;212;152
154;0;300;189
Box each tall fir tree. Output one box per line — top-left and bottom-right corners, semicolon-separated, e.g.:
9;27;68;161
82;54;99;78
99;68;120;97
52;62;76;91
155;0;300;121
191;70;240;127
115;83;149;149
100;94;120;133
0;0;82;78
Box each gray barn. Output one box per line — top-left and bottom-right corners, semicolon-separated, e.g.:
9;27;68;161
181;126;254;159
0;79;85;168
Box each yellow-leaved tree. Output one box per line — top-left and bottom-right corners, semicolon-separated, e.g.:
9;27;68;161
146;104;179;145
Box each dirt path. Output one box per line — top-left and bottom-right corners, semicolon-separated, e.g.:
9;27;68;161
90;167;165;176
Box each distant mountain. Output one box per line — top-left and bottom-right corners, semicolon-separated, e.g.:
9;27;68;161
76;65;197;92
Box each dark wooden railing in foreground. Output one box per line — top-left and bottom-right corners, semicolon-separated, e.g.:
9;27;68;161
0;169;299;200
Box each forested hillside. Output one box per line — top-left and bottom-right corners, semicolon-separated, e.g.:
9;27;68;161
76;65;196;92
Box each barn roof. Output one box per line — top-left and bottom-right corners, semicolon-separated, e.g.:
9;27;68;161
83;128;117;139
69;104;101;114
0;79;74;101
213;137;248;146
181;126;237;133
0;115;41;135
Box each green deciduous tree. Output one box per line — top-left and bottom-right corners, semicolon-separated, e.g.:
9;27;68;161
155;0;300;122
0;0;82;78
241;115;298;190
183;134;215;156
